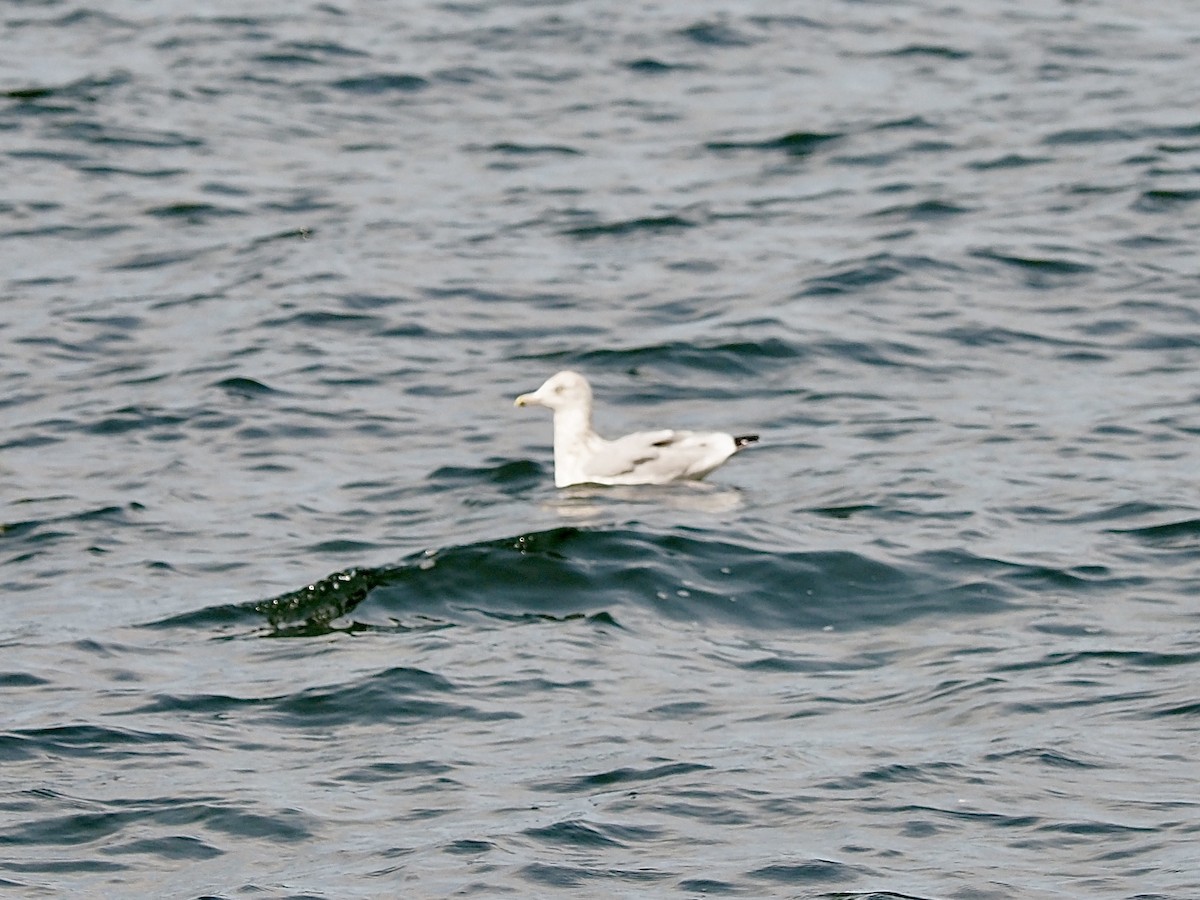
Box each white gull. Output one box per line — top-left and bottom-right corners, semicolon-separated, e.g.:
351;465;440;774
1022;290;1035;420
514;370;758;488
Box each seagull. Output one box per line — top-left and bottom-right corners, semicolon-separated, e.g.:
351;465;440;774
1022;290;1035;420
514;370;758;488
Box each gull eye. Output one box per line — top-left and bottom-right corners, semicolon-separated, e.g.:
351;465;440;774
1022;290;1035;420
554;385;565;394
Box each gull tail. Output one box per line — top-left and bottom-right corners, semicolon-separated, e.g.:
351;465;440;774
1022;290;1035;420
733;434;759;449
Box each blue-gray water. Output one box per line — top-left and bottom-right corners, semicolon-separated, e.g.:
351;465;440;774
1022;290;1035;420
3;2;1199;897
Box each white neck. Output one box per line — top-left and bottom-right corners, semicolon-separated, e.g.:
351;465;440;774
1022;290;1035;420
551;402;598;486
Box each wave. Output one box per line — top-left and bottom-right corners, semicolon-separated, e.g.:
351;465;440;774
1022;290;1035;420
144;526;1032;637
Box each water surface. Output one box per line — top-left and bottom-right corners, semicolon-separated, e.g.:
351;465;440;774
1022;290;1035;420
2;1;1199;897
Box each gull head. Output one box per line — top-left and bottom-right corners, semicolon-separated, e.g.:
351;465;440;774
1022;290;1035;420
514;370;593;412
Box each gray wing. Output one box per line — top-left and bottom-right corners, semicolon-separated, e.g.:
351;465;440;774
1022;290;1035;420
585;429;740;483
584;429;678;478
610;429;744;483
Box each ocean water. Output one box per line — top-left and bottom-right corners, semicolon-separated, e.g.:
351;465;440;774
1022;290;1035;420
2;1;1199;897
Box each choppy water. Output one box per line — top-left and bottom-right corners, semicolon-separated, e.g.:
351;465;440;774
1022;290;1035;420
3;1;1200;897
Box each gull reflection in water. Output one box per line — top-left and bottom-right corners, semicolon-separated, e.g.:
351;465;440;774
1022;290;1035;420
543;481;746;520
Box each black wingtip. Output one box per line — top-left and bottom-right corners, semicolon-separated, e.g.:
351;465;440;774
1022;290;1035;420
734;434;759;448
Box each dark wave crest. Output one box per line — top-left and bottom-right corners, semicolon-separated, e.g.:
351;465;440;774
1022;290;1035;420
145;526;1029;637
